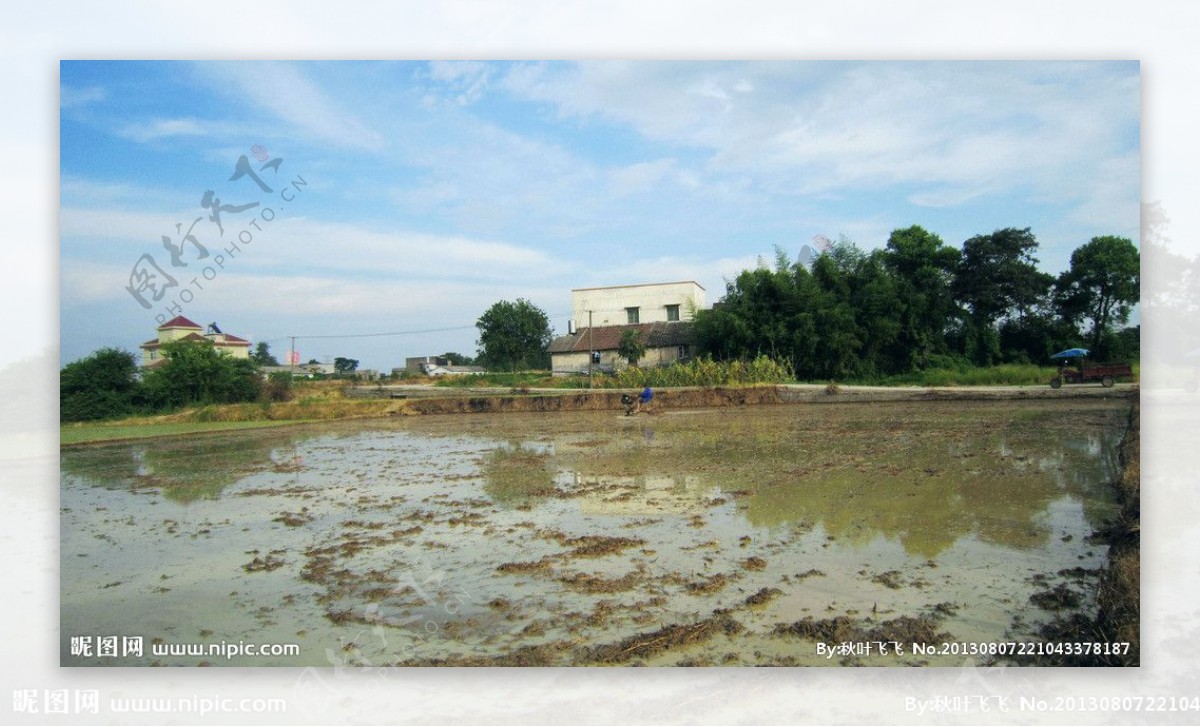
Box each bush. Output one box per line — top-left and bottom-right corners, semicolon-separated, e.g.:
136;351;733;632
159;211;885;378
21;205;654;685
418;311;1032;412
260;371;294;402
60;348;141;422
602;355;792;389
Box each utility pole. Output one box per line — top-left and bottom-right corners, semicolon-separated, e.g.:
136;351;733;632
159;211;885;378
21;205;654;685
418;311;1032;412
588;310;594;390
290;336;296;376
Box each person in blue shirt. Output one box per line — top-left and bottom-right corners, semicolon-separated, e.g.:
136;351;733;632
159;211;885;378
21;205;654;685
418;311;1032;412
635;386;653;413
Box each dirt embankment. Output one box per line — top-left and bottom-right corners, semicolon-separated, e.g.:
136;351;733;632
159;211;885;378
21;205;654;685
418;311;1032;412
397;386;784;415
1097;397;1140;664
1035;396;1139;666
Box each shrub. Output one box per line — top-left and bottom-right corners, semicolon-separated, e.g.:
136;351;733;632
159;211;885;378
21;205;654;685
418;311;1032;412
602;355;791;389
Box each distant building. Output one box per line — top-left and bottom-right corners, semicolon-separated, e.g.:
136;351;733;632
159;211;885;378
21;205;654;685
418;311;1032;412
405;355;449;374
549;281;705;375
262;363;336;377
403;355;485;376
549;321;694;374
139;316;251;368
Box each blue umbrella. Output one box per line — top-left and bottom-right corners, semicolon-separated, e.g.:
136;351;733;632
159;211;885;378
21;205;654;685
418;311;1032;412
1050;348;1089;360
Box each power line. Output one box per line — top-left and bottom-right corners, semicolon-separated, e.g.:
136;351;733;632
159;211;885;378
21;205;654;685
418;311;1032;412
261;310;574;344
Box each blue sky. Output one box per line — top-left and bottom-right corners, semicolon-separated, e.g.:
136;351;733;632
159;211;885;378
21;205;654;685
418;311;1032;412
60;60;1140;370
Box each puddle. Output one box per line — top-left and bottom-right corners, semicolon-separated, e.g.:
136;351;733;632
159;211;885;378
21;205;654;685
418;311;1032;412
60;399;1128;666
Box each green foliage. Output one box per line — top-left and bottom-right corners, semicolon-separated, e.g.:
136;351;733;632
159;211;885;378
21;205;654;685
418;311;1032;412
1055;235;1140;358
475;298;553;371
442;351;475;366
603;355;792;389
695;225;1132;379
140;340;261;409
953;228;1055;365
617;329;647;366
334;356;359;374
251;342;280;366
861;364;1060;387
60;348;141;422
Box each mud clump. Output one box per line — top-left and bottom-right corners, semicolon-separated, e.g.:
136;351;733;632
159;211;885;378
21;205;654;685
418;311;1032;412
272;510;313;527
1030;583;1083;610
684;573;730;595
242;553;285;572
558;571;641;594
744;587;783;606
773;611;950;646
742;556;767;571
496;557;555;575
407;641;576;667
871;570;904;589
582;612;744;664
552;534;645;558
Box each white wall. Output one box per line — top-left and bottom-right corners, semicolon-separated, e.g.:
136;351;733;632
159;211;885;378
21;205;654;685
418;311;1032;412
571;281;706;329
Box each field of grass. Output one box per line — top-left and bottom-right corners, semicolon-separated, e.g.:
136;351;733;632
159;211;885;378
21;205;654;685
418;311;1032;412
60;419;311;446
844;362;1140;388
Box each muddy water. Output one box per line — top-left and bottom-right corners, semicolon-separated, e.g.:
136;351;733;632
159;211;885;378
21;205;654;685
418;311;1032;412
61;399;1129;666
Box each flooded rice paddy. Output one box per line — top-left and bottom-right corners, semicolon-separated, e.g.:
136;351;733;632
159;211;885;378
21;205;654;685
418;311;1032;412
61;398;1130;666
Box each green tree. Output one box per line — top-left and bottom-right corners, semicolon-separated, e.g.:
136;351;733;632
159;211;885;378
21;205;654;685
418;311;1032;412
140;340;260;409
59;348;141;422
442;352;475;366
475;298;553;371
617;329;647;366
251;342;280;366
953;228;1053;365
334;357;359;374
1055;235;1140;358
882;225;961;369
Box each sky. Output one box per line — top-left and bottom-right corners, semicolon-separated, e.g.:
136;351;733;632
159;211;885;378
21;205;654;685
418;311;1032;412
60;60;1140;370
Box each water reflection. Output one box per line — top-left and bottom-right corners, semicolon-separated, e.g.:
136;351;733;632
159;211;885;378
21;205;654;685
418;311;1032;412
551;423;1123;559
61;429;315;503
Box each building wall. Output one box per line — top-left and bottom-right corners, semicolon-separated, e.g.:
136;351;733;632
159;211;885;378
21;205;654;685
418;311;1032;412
206;334;251;358
551;344;691;375
571;282;705;329
159;325;201;343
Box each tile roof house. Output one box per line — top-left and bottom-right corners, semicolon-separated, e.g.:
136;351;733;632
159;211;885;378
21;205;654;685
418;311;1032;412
139;315;252;368
549;321;695;374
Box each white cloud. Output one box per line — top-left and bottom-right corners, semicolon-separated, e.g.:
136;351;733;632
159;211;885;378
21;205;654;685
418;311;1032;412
194;62;386;152
426;61;494;105
501;61;1139;210
60;84;105;109
61;203;574;285
117;117;236;144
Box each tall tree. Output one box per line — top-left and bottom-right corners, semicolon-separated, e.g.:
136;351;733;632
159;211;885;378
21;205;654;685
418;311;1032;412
1055;235;1140;358
953;228;1052;365
475;298;553;371
883;225;961;369
251;342;280;366
334;357;359;374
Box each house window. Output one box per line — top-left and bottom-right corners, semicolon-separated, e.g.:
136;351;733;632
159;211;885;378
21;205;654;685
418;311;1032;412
665;304;680;322
626;307;640;324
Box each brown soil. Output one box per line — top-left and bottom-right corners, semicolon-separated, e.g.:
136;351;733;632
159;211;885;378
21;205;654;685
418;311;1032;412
773;610;950;646
581;611;744;664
